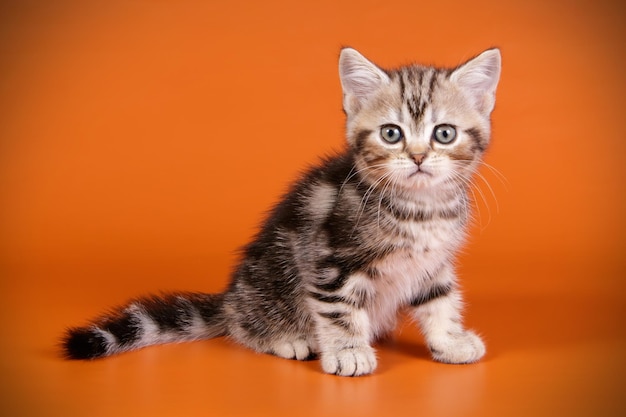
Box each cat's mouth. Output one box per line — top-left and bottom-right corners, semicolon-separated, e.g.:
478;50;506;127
408;168;433;178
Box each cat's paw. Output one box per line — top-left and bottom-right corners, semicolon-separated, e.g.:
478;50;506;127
272;339;315;361
428;330;485;364
321;346;377;376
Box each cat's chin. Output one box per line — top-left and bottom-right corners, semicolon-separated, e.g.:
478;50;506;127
405;171;437;189
399;179;436;193
402;173;451;194
408;168;433;179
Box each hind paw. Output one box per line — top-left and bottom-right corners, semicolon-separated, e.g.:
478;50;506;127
272;339;316;361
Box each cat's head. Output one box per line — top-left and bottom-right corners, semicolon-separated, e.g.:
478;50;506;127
339;48;501;194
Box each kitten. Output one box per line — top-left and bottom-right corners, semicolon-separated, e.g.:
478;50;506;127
62;47;501;377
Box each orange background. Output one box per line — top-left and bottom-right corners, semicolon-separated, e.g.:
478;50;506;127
1;1;624;416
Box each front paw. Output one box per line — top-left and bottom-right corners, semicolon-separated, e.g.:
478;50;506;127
429;330;485;364
321;345;377;376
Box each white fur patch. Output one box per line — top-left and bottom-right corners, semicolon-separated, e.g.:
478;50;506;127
185;307;209;340
93;327;116;353
307;182;337;222
126;303;175;346
366;249;449;337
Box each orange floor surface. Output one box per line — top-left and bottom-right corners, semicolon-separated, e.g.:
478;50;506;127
1;1;625;416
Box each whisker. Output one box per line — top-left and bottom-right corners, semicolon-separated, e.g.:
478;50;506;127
444;172;478;227
376;169;405;230
352;170;395;235
473;170;500;215
377;175;394;230
445;167;489;230
338;163;388;197
479;161;509;189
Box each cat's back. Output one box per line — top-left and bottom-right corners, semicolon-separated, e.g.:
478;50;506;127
251;151;355;238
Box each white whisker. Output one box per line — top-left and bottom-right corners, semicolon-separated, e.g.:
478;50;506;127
446;158;503;232
479;161;509;189
352;169;395;236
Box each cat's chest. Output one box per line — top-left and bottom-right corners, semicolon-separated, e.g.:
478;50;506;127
358;208;465;290
364;247;447;336
373;245;446;294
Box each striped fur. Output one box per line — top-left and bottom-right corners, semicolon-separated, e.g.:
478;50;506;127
62;47;501;376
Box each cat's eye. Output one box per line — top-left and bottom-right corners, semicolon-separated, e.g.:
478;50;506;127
433;124;457;144
380;125;404;144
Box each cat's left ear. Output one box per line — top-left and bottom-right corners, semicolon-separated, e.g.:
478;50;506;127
339;48;390;114
451;48;501;114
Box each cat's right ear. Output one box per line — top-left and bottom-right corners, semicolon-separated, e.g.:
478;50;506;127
450;48;501;115
339;48;390;114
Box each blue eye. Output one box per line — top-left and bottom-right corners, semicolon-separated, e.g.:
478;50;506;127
380;125;404;144
433;124;457;144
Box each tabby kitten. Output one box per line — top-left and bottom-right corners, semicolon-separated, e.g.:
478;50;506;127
62;47;501;376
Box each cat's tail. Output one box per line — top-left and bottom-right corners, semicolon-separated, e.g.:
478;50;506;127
61;292;227;360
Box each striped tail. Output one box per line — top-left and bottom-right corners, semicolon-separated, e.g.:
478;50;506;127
62;292;227;359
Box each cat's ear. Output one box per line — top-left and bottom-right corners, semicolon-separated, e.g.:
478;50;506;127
339;48;390;114
451;48;501;114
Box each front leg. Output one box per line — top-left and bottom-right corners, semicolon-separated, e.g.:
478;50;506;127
410;267;485;364
316;308;377;376
310;272;377;376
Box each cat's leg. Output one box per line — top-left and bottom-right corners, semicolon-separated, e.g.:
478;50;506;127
315;308;377;376
228;323;318;361
224;295;318;361
226;314;318;361
310;274;377;376
410;268;485;364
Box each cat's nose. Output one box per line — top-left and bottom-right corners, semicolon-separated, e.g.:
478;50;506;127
411;153;427;166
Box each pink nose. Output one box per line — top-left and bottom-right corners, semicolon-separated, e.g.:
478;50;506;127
411;153;427;166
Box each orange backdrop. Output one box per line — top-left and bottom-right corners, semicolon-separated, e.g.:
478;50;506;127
1;1;624;416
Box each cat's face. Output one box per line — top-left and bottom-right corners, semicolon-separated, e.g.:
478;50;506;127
339;48;501;194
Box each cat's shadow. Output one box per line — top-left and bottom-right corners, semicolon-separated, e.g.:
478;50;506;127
379;337;431;358
376;336;433;374
362;293;621;374
466;293;620;355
